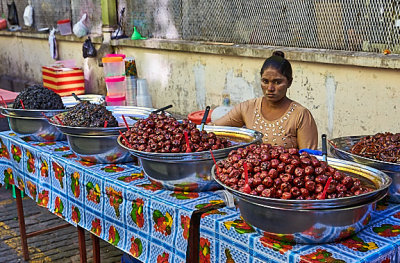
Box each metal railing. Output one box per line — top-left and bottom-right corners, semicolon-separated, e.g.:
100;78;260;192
123;0;400;54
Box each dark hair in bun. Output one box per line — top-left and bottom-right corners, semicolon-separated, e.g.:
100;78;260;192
260;51;292;83
272;51;285;58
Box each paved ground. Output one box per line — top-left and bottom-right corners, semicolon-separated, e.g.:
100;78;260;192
0;186;123;263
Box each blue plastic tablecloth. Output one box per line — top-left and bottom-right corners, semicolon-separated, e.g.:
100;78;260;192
0;131;218;263
2;130;400;263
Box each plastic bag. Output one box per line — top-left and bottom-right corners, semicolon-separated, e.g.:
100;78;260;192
23;4;33;27
49;28;58;60
82;36;97;58
7;1;19;26
73;13;88;38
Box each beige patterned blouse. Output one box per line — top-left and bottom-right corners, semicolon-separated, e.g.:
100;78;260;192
212;97;318;150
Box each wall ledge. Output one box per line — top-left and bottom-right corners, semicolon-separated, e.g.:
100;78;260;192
0;30;103;44
1;30;399;69
113;38;400;69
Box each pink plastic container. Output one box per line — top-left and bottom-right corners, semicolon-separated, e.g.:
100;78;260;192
57;19;72;35
106;96;126;106
105;76;126;98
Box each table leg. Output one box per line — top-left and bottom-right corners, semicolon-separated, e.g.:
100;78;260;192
77;226;87;263
15;188;29;261
91;233;100;263
187;203;226;263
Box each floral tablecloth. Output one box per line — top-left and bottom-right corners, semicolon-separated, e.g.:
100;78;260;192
198;196;400;262
3;130;400;263
0;131;221;263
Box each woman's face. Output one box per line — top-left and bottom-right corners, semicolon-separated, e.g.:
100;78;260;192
261;67;291;103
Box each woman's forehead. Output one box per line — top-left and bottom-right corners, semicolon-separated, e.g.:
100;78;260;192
261;67;286;78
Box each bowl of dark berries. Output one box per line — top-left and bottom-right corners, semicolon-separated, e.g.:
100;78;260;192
117;112;263;191
211;144;391;243
0;85;67;141
329;133;400;203
51;101;158;163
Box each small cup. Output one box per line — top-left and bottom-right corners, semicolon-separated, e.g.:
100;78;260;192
126;76;137;106
136;79;150;96
136;95;152;108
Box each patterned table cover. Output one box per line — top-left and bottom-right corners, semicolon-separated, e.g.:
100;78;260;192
2;130;400;263
198;196;400;262
0;131;222;263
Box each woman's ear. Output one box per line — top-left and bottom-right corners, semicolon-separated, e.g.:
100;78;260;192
287;78;293;88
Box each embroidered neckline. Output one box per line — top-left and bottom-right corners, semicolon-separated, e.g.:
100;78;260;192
252;101;297;147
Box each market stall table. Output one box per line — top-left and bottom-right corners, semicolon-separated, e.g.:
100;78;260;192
0;130;221;262
194;194;400;263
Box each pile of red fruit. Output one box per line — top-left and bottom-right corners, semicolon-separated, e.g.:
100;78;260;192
122;113;232;153
215;144;373;200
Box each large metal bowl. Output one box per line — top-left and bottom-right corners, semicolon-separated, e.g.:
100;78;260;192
1;107;66;141
118;125;263;191
51;106;160;163
329;135;400;203
211;156;391;243
239;195;384;244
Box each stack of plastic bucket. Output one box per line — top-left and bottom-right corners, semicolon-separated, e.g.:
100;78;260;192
102;54;126;106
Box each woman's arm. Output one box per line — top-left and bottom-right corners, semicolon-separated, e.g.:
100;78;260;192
296;109;318;150
211;103;246;127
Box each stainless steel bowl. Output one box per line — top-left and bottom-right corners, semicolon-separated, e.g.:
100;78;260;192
239;195;383;244
329;135;400;203
213;156;391;209
66;133;132;163
118;125;263;191
51;106;159;163
211;156;391;243
1;107;66;141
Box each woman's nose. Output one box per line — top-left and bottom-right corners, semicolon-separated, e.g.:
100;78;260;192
267;83;275;91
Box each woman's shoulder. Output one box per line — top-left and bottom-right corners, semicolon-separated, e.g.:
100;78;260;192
290;101;315;120
235;97;261;111
291;101;311;113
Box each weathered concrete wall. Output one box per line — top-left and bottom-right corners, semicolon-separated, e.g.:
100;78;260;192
0;33;399;141
115;45;400;139
0;33;107;94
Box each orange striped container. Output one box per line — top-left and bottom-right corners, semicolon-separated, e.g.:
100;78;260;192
42;66;85;96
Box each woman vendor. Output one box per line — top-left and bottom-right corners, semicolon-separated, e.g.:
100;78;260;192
212;51;318;150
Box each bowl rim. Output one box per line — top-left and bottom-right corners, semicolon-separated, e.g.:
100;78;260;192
211;155;391;209
240;191;386;212
48;106;165;136
329;135;400;170
116;125;264;161
1;107;66;118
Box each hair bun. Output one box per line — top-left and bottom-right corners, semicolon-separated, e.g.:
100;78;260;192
272;51;285;58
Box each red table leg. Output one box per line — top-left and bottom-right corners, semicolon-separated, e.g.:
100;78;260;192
15;187;85;261
15;187;29;261
77;226;87;263
187;202;226;263
91;233;101;263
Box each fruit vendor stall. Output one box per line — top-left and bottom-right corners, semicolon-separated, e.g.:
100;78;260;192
1;85;400;263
